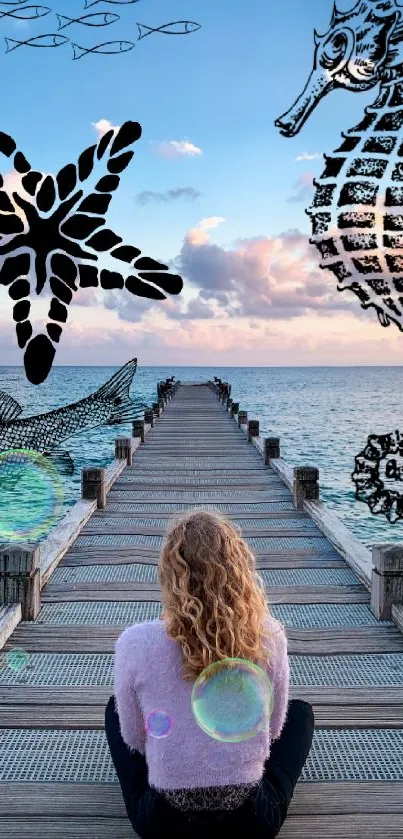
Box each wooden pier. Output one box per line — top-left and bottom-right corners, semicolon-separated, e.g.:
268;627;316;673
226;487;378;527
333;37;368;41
1;378;403;838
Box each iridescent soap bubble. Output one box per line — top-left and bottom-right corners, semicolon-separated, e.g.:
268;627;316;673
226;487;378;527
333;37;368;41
191;658;273;743
6;647;29;672
0;449;64;541
145;709;174;738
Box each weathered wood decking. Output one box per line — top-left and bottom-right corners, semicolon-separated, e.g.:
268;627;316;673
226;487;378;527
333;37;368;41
1;382;403;837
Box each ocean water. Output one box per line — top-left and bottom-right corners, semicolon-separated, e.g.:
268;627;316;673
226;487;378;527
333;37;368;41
0;364;403;550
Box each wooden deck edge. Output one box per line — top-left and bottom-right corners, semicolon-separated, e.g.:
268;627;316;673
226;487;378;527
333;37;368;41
0;399;160;642
0;605;21;652
303;500;372;590
392;603;403;634
41;421;156;588
228;398;372;590
40;500;97;587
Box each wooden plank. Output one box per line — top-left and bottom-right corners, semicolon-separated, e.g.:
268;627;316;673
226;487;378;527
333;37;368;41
0;782;403;818
41;583;369;605
5;625;403;654
92;509;306;520
107;491;293;502
60;553;347;570
80;524;323;538
0;817;136;838
111;481;284;491
2;701;403;729
1;813;403;839
1;685;402;708
0;605;21;652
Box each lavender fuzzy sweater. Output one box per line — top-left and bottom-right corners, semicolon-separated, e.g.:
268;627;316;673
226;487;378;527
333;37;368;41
114;616;290;792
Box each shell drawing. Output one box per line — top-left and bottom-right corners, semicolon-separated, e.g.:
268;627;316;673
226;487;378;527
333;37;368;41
276;0;403;332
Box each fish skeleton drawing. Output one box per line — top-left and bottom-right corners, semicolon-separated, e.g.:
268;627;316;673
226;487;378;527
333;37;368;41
0;5;51;21
5;33;69;51
56;13;120;31
71;39;135;59
84;0;140;7
0;121;183;385
136;21;202;41
0;358;147;469
276;0;403;333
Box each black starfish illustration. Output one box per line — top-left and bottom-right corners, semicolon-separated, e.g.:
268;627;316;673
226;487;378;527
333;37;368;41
0;121;183;384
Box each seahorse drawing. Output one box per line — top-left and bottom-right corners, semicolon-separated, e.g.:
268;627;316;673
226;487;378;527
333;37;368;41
0;121;183;385
276;0;403;333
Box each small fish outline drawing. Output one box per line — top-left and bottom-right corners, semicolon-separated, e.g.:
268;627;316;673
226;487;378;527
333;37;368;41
0;5;51;22
71;39;135;59
0;0;31;6
0;358;148;461
136;21;202;41
56;12;120;31
4;33;69;52
84;0;141;8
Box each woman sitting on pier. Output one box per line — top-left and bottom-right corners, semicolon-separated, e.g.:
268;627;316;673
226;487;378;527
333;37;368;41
105;509;314;838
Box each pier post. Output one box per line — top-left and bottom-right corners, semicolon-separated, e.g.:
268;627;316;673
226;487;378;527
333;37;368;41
132;419;145;443
144;409;154;428
0;544;41;621
371;544;403;621
293;467;319;509
226;398;233;411
158;397;165;412
115;437;135;466
230;402;239;417
82;467;107;510
264;437;280;465
248;420;259;442
238;410;248;427
153;402;161;418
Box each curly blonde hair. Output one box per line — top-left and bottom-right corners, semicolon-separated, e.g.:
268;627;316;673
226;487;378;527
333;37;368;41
158;508;279;682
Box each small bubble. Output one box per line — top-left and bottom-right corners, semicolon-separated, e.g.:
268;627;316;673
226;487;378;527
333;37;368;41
6;647;29;673
145;709;174;739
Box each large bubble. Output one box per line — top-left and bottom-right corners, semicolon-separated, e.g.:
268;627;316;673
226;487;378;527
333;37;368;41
191;657;273;742
0;449;64;541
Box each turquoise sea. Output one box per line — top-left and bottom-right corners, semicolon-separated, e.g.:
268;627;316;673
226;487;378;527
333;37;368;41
0;364;403;550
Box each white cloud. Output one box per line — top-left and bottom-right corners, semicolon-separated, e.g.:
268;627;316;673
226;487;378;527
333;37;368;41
92;118;120;138
154;140;203;159
295;151;321;162
187;216;226;245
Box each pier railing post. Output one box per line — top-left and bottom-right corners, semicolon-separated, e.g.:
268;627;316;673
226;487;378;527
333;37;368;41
153;402;161;418
293;467;319;509
0;544;41;621
144;409;154;427
115;437;135;466
132;419;145;443
371;544;403;621
238;410;248;427
230;402;239;417
82;467;107;509
226;398;233;412
248;420;259;442
158;397;165;413
264;437;280;465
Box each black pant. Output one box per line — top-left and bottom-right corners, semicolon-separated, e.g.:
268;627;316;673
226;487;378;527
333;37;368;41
105;696;314;839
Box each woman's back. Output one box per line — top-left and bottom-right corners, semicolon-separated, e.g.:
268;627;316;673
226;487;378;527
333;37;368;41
114;612;289;795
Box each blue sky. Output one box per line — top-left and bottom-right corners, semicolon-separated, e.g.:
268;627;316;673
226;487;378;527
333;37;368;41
1;0;402;366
